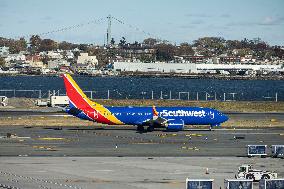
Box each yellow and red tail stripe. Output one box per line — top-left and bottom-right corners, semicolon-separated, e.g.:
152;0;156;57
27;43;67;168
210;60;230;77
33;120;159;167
152;106;159;116
63;74;124;125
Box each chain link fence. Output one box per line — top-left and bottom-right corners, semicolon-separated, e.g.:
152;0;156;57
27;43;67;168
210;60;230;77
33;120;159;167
0;89;280;102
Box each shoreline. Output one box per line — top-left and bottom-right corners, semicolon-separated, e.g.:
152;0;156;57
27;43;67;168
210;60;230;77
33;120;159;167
0;73;283;80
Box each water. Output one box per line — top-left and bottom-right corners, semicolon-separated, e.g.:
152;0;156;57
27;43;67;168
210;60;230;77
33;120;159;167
0;76;283;101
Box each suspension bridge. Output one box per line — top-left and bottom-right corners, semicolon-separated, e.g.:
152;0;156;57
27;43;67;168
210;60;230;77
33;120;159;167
17;15;162;45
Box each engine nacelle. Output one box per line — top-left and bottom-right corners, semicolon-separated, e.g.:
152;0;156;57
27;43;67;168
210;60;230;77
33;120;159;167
65;107;92;121
166;119;184;131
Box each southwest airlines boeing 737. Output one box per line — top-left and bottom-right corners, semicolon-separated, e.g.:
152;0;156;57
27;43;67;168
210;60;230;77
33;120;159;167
63;74;228;131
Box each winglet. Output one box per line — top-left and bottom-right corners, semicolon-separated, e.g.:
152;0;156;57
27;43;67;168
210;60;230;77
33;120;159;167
152;106;159;116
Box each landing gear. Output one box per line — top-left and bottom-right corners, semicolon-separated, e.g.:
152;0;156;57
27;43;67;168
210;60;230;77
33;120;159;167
137;125;145;132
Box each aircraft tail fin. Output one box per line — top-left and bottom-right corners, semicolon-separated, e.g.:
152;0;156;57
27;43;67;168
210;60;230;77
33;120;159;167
62;74;101;109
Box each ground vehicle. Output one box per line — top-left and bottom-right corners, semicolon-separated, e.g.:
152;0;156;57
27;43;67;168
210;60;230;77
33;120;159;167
271;145;284;158
0;96;8;106
186;179;213;189
235;164;277;181
224;179;253;189
259;178;284;189
50;95;69;107
247;145;267;157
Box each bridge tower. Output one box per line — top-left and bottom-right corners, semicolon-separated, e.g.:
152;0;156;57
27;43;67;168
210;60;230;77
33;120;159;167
106;14;112;46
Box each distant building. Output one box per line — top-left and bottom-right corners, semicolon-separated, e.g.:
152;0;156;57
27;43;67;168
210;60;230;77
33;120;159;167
114;62;282;75
47;51;63;59
77;53;98;66
76;64;98;75
241;55;256;63
5;54;26;62
26;55;41;62
0;46;9;57
29;61;44;68
219;55;241;63
114;62;197;73
48;59;70;69
181;55;210;63
25;55;44;68
65;51;74;60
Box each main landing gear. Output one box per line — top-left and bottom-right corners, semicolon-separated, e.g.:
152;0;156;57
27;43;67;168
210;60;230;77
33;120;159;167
136;125;155;132
137;125;145;132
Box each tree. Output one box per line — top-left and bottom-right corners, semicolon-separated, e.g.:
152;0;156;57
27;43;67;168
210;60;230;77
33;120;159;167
3;38;27;54
29;35;42;53
119;37;126;47
59;41;73;50
17;38;27;51
176;43;194;56
193;37;226;55
196;46;212;57
272;46;284;59
143;38;158;47
140;54;155;63
39;39;58;51
110;38;115;45
132;41;140;48
155;43;175;62
226;40;242;50
235;48;252;57
78;44;88;51
0;57;6;67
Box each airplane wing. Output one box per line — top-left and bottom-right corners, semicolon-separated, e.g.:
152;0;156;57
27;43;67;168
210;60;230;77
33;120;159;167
140;106;168;126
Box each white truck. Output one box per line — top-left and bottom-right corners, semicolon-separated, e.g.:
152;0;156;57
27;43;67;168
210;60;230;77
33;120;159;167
236;164;277;182
50;96;69;107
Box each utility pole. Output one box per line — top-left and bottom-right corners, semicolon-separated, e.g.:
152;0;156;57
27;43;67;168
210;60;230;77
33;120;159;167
107;14;112;46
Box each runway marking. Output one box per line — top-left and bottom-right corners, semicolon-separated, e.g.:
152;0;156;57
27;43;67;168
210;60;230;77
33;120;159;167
215;128;265;131
38;137;66;140
132;142;159;144
33;146;55;150
225;132;284;135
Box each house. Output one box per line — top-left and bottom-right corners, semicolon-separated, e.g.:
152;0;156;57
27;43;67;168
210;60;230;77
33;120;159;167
29;61;44;68
77;53;98;66
4;54;26;63
0;46;9;57
25;55;44;68
47;51;63;59
241;55;256;63
65;51;74;60
48;59;70;69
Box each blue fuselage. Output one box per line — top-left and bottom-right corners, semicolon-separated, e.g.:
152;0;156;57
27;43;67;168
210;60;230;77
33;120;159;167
107;106;228;126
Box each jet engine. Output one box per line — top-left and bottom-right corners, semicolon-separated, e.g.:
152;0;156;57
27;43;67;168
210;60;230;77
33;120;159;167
65;107;92;121
166;119;184;131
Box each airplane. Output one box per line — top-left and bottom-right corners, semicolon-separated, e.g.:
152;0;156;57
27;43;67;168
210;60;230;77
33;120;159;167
63;74;229;132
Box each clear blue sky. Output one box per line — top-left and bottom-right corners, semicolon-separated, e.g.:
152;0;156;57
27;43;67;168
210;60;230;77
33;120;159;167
0;0;284;45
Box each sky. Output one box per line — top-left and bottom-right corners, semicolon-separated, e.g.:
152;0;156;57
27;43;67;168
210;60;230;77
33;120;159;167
0;0;284;45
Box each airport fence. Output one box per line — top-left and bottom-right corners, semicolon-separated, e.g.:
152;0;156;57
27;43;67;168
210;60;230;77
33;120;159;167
0;89;281;102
